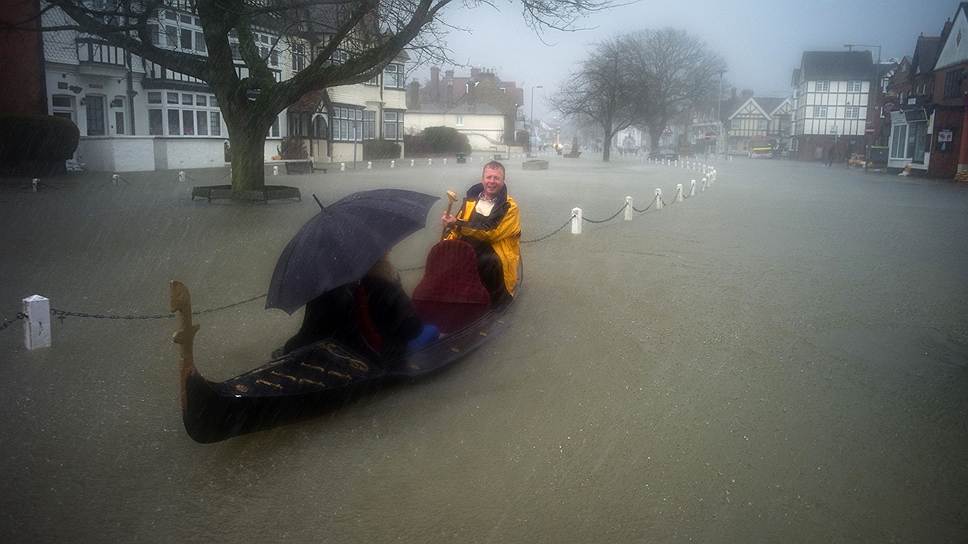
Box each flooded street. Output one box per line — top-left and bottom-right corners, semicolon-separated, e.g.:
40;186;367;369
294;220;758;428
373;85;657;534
1;157;967;542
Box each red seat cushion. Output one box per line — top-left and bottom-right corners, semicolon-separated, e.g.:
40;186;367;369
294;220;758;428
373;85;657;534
412;240;490;333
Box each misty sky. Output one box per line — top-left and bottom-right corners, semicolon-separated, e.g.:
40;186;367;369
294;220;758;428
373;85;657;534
424;0;960;120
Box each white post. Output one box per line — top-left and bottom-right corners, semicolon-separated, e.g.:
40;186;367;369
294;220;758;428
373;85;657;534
178;171;186;183
689;179;696;197
390;160;395;169
675;183;684;203
272;165;279;176
340;162;346;172
654;188;663;210
112;174;119;185
31;178;39;192
428;158;433;166
701;177;707;191
571;207;582;234
443;158;448;165
367;161;372;170
23;295;51;350
624;196;633;221
410;159;415;167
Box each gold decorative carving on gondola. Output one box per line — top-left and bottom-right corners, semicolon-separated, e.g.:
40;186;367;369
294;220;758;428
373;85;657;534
327;370;351;380
300;362;327;373
270;371;297;382
234;384;249;393
298;378;325;387
255;379;283;390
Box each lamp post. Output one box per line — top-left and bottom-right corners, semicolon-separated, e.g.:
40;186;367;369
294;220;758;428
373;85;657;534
717;69;726;156
530;85;543;153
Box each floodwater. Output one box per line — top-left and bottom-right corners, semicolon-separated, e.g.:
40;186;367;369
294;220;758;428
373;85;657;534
1;156;966;542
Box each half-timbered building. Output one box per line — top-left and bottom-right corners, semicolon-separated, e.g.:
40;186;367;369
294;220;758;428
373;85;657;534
791;51;875;161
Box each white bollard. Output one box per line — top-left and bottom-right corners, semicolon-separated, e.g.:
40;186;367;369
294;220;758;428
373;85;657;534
178;171;186;183
410;159;415;167
689;179;696;197
112;174;119;185
23;295;51;350
675;183;684;203
428;158;433;166
701;177;707;191
654;188;663;210
571;207;582;234
390;160;395;169
273;165;279;176
443;158;448;166
31;178;39;192
367;161;372;170
624;196;633;221
340;162;346;171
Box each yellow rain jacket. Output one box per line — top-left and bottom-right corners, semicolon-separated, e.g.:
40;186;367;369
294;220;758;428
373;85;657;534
445;183;521;296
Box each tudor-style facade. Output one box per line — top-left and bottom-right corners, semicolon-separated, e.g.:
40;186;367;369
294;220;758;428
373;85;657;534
38;0;405;171
723;96;792;155
791;51;875;161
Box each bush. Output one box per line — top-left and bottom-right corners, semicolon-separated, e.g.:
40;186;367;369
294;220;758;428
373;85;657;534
0;114;79;176
363;139;402;160
404;126;471;157
277;136;308;160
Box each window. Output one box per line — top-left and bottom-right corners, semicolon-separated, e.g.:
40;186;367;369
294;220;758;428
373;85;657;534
148;23;159;45
815;80;829;92
164;25;178;48
196;95;206;107
196;111;208;135
846;106;860;118
271;116;279;138
944;70;962;98
313;115;328;139
147;91;161;104
891;124;908;158
167;92;179;105
292;45;307;71
180;28;192;49
52;94;75;122
383;111;403;140
168;109;180;135
331;107;362;141
115;111;124;134
182;110;194;135
813;105;827;118
363;110;376;139
85;95;105;136
909;121;927;163
847;80;863;93
384;64;404;89
181;93;193;105
195;31;206;53
210;112;221;136
149;109;163;135
365;74;380;86
331;50;349;64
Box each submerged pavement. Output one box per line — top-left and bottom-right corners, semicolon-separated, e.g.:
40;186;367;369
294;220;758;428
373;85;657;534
1;156;966;542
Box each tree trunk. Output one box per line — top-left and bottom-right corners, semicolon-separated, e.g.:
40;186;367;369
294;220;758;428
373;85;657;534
224;112;271;193
602;131;612;162
648;124;664;152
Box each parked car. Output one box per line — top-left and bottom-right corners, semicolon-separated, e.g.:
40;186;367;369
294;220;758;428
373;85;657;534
649;149;679;161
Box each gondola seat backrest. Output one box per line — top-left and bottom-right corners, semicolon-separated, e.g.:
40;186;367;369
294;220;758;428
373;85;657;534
412;240;490;333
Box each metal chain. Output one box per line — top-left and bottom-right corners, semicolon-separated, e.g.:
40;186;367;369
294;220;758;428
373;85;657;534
0;313;26;333
522;214;577;244
50;293;267;322
582;203;629;224
633;196;657;214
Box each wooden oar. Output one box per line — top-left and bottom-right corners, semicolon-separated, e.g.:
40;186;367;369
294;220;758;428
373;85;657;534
441;190;458;240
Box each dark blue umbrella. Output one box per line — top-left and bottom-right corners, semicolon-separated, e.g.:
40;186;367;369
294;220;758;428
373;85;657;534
266;189;440;314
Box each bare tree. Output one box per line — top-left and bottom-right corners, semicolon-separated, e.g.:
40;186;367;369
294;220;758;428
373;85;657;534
552;37;641;162
626;28;725;152
4;0;616;193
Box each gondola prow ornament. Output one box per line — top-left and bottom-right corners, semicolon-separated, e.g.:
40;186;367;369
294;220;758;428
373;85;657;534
441;190;458;240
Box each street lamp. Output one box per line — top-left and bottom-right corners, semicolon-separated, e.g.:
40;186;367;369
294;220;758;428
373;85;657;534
716;69;726;156
530;85;543;153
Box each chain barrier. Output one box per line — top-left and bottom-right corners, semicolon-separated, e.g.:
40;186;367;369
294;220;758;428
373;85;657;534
522;214;577;244
582;202;629;224
0;313;26;333
50;293;267;322
633;195;657;214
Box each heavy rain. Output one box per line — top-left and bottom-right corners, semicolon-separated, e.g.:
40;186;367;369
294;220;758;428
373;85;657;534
1;0;966;541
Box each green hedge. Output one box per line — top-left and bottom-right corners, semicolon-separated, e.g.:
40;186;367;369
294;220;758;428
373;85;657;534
404;126;471;157
363;139;402;160
0;114;79;176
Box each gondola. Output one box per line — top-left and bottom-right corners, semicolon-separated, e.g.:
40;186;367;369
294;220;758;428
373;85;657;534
170;258;520;444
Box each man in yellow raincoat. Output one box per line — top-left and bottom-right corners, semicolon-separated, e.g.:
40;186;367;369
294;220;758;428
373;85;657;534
441;161;521;304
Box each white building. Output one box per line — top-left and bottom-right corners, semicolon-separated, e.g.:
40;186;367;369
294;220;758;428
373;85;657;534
791;51;874;161
41;2;406;172
404;102;506;152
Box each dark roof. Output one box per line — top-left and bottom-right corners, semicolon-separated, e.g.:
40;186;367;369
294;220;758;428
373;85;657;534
800;51;874;81
912;36;941;75
754;97;785;115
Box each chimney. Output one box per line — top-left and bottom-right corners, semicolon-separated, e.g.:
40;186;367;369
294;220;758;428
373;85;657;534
407;81;421;110
431;66;440;102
